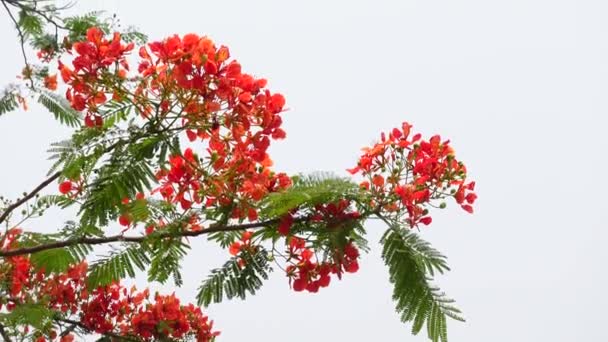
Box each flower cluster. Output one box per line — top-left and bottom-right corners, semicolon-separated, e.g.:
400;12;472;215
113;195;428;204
348;122;476;228
285;237;360;293
277;199;360;236
310;199;361;227
0;230;219;342
129;293;217;341
229;231;255;257
139;33;292;221
59;27;134;127
154;148;202;210
54;29;295;228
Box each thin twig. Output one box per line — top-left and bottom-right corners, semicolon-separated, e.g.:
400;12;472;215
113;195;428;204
0;171;61;226
1;0;34;88
6;0;68;30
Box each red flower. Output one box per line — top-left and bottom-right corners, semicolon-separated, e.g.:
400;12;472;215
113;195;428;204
344;260;359;273
59;181;72;194
419;217;433;225
348;122;476;228
229;242;241;256
118;214;132;227
372;174;385;187
461;205;474;214
292;278;307;292
278;214;294;236
44;74;58;90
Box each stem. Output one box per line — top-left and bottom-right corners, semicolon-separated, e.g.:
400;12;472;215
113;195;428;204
0;213;371;258
1;0;34;88
55;318;139;341
0;171;61;226
0;217;283;257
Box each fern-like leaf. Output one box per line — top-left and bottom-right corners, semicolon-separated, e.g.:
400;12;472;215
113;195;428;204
87;245;151;288
18;10;43;37
147;239;189;286
197;247;272;306
36;194;75;209
381;229;464;342
0;92;18;116
0;304;53;331
21;227;93;273
79;159;156;226
261;172;360;218
37;90;82;127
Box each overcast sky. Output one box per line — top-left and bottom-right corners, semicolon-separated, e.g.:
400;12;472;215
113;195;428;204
1;0;607;341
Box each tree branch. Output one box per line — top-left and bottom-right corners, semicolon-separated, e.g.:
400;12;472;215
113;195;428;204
0;322;12;342
5;0;69;30
0;128;160;227
0;217;290;257
55;318;139;341
0;171;61;226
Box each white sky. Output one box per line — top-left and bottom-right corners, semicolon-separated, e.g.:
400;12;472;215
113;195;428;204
1;0;607;341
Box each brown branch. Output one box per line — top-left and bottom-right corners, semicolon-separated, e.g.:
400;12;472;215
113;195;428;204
5;0;69;30
0;171;60;226
0;217;289;257
56;318;139;341
0;322;12;342
0;129;155;227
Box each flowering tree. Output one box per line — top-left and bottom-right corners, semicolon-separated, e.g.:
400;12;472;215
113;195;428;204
0;1;477;341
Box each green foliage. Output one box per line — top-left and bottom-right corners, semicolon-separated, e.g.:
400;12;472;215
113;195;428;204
87;244;151;288
37;90;82;127
36;194;75;209
207;230;242;248
30;32;58;51
0;92;19;116
63;11;108;42
47;132;102;178
121;27;148;44
197;247;272;306
47;139;78;175
30;248;78;274
261;172;360;218
18;10;43;37
147;239;189;286
23;223;95;273
79;158;156;226
0;304;53;331
381;229;464;342
100;101;132;128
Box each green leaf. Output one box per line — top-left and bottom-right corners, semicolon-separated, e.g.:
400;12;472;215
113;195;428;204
381;229;464;342
147;239;189;286
64;11;108;42
0;304;53;331
37;90;82;127
0;92;19;116
36;194;75;209
30;248;77;274
261;172;360;218
80;158;156;226
87;245;151;288
18;10;43;37
122;27;148;44
196;247;272;306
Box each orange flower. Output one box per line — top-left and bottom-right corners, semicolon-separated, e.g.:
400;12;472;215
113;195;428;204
44;74;58;90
